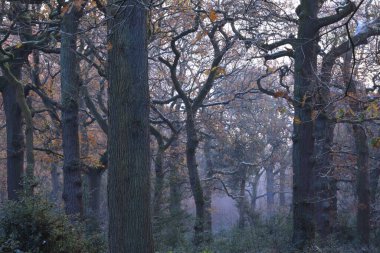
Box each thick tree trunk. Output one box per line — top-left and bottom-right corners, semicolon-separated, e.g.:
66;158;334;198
292;1;319;247
314;114;336;236
2;66;24;200
87;166;104;219
61;6;83;216
370;141;380;207
342;51;371;248
107;0;154;252
353;124;370;248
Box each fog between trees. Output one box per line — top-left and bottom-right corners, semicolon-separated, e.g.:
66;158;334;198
0;1;380;253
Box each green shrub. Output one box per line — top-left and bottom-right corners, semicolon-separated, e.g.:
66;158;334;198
0;194;105;253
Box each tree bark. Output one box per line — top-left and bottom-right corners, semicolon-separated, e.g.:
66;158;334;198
292;1;319;247
167;140;184;247
2;65;24;200
107;0;154;251
314;113;336;236
353;124;370;248
153;142;165;221
60;4;84;216
87;166;105;219
50;163;60;204
185;113;206;246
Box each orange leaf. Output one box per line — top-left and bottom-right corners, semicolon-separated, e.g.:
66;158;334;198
274;91;287;98
210;10;217;22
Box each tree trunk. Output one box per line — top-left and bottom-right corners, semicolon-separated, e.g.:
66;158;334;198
203;137;213;242
238;170;247;229
292;1;319;247
168;141;184;247
266;167;275;218
107;0;154;251
87;166;105;219
353;124;370;248
50;163;60;204
279;165;286;207
153;146;164;221
60;5;83;216
314;114;336;236
185;113;205;247
2;65;24;200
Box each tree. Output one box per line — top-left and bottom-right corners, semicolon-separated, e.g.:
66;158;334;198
60;0;86;216
107;0;154;252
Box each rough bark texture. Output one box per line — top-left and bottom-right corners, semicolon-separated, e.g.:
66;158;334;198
50;164;60;204
292;1;319;247
61;5;83;216
107;0;154;252
87;166;105;219
2;65;24;200
353;124;370;247
314;112;336;236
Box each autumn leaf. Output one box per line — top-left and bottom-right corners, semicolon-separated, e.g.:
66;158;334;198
107;42;113;51
73;0;84;11
293;116;302;125
210;10;217;22
274;91;287;98
15;42;23;49
60;4;69;16
371;137;380;148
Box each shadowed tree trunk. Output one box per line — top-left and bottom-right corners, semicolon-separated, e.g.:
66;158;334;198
291;2;355;248
185;113;206;246
107;0;154;252
343;52;370;248
151;128;165;221
50;164;60;204
291;2;319;247
60;3;84;216
353;123;370;248
314;112;336;236
2;65;24;200
87;166;105;219
167;139;184;247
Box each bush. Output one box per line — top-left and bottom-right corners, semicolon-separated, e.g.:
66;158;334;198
0;194;105;253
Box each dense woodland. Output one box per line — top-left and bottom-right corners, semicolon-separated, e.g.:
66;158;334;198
0;0;379;252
